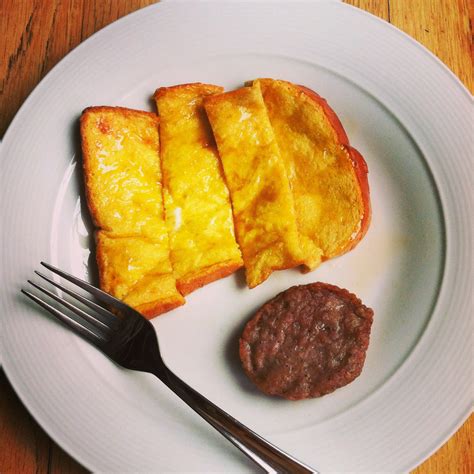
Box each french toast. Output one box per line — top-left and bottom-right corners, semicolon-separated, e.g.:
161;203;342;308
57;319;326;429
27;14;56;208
254;79;371;270
204;82;303;288
80;106;184;318
154;83;243;295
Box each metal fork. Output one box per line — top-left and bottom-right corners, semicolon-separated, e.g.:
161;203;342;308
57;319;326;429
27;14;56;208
22;262;316;474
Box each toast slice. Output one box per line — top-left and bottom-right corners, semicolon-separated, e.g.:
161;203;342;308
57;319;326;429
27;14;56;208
95;233;183;316
81;106;184;318
254;79;371;270
204;82;303;288
154;83;243;295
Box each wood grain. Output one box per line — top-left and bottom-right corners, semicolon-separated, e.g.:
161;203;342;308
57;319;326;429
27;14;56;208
0;1;472;473
0;371;50;474
0;0;157;138
412;415;473;474
389;0;473;91
346;0;389;21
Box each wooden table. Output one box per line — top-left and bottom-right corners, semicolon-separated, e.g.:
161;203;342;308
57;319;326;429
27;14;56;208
0;1;472;472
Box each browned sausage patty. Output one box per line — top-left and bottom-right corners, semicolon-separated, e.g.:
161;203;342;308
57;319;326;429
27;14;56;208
239;283;374;400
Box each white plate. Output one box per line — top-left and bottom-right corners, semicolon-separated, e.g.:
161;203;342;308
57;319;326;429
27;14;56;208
1;1;472;472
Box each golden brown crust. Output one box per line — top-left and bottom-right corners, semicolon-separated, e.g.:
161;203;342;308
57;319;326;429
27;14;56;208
154;82;224;102
295;85;349;144
296;85;371;256
137;297;185;319
81;107;184;319
253;78;371;264
338;146;371;255
82;105;159;120
177;260;243;295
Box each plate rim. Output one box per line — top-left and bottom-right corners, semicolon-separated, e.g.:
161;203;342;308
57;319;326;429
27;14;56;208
1;1;472;472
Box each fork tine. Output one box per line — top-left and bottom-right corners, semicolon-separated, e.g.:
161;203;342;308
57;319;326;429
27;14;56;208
34;270;119;329
41;262;131;312
21;289;105;344
27;280;113;335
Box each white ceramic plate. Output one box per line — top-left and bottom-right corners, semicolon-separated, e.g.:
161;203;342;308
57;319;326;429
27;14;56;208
1;1;472;472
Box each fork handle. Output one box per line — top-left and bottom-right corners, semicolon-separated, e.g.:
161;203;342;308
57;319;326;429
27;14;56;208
154;367;316;474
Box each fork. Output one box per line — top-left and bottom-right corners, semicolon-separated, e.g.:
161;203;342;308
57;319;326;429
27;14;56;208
22;262;316;474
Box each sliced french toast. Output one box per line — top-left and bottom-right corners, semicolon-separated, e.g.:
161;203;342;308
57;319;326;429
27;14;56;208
254;78;371;270
96;233;184;316
80;106;184;318
204;82;303;288
154;83;243;295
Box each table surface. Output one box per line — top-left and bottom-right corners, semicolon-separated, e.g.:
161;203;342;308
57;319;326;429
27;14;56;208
0;1;472;472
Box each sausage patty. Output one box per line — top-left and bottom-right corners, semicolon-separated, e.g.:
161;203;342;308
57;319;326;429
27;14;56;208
239;283;374;400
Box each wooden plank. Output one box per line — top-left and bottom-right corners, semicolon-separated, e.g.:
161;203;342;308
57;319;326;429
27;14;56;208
0;371;50;474
345;0;390;21
389;0;473;92
345;0;473;93
0;1;472;474
0;0;158;138
413;414;473;474
1;0;54;138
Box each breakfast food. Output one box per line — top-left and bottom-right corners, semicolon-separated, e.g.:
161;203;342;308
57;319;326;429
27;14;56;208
154;83;243;295
254;78;371;270
204;82;303;288
239;283;374;400
80;106;184;318
96;233;183;315
80;78;372;320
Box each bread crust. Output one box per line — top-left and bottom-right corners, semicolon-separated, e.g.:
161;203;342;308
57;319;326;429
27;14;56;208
154;82;224;101
177;260;243;296
204;83;304;288
255;78;371;264
81;106;184;319
296;86;371;255
154;83;243;295
136;298;184;318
